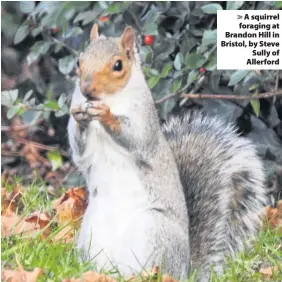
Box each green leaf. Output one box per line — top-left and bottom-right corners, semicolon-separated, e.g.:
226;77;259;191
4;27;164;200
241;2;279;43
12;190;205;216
27;53;39;65
55;105;69;117
31;41;52;54
143;22;158;35
23;90;33;103
274;1;282;8
148;76;160;89
201;3;222;14
20;1;35;13
202;30;217;46
161;98;177;120
7;105;20;119
1;89;19;106
140;46;152;63
174;53;184;71
148;69;160;76
249;83;260;91
17;105;26;116
82;10;100;26
31;27;42;37
160;63;172;78
228;70;250;86
66;27;83;38
187;70;199;87
185;53;206;69
44;100;59;110
74;9;100;25
47;150;63;171
27;41;52;64
58;55;75;75
106;2;130;15
250;98;260;117
205;54;217;71
58;93;66;108
172;77;182;93
55;44;64;53
14;24;29;45
226;1;244;10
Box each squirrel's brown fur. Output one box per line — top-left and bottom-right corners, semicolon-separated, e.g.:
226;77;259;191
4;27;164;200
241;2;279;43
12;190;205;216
77;25;134;99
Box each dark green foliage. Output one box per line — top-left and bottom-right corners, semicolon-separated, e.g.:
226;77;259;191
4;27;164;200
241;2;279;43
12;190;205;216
1;1;281;183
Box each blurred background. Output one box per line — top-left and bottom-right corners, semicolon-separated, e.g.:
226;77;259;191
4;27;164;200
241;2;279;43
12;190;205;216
1;1;281;200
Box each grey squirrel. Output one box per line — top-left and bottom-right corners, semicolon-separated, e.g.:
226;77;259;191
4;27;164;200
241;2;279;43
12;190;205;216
68;24;268;281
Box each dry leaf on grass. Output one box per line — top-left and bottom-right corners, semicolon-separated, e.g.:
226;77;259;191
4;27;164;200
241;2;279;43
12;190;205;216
53;186;87;227
53;225;74;243
128;265;178;282
1;184;22;216
259;264;282;279
1;266;42;282
63;271;117;282
63;265;177;282
265;200;282;231
52;186;87;242
25;212;52;238
1;211;51;239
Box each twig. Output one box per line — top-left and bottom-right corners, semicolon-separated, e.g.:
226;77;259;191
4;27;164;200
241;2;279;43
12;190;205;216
1;119;44;132
155;89;282;104
51;37;79;56
129;10;143;34
179;75;206;107
181;89;282;100
1;151;21;157
155;93;178;104
273;71;280;104
14;138;68;156
4;104;53;112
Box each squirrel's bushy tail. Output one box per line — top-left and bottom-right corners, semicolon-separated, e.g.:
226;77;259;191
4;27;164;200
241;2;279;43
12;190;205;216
162;111;268;280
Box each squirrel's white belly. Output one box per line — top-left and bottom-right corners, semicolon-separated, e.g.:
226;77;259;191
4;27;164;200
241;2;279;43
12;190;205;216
77;122;155;276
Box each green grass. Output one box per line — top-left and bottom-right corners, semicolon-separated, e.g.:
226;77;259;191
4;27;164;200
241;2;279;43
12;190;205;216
1;182;282;281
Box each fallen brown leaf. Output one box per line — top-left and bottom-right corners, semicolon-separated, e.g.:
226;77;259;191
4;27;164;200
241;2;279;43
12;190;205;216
259;264;282;279
1;266;42;282
53;186;87;228
53;225;74;243
277;200;282;216
128;265;178;282
25;211;52;238
265;201;282;232
63;271;117;282
1;184;22;216
1;211;51;239
161;274;178;282
1;199;16;216
52;186;87;242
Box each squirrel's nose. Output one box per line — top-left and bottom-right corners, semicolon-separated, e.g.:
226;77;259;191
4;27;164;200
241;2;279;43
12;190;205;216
83;90;100;101
84;92;91;99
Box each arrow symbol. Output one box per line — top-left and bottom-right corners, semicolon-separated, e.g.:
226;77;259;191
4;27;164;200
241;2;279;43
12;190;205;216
237;15;242;19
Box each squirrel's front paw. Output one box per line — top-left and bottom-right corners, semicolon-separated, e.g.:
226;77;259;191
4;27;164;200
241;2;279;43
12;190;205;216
85;101;120;132
84;101;110;119
71;105;91;123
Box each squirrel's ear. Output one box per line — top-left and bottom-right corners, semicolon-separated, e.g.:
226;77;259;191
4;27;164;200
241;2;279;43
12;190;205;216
121;26;135;59
90;24;99;41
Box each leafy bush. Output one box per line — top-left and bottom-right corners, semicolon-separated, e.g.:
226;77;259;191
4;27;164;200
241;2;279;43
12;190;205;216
1;1;281;183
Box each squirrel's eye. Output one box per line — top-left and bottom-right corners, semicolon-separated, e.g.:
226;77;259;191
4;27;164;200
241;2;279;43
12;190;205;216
76;58;80;68
113;60;123;71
